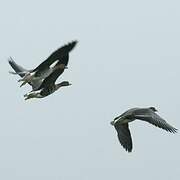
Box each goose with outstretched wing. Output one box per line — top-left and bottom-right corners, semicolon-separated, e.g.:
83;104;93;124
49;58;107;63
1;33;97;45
8;41;77;89
111;107;178;152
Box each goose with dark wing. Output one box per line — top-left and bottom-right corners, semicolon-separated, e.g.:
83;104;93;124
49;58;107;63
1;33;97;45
9;41;77;88
24;57;71;100
111;107;178;152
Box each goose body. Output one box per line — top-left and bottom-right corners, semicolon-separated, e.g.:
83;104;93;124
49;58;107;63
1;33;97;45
24;64;71;100
24;81;71;100
111;107;178;152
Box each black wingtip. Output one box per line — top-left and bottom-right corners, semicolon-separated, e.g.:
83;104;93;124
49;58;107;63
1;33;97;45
66;40;78;51
55;40;78;56
125;144;133;153
8;57;16;68
127;149;132;153
8;57;14;63
121;141;133;153
163;124;178;133
169;127;178;133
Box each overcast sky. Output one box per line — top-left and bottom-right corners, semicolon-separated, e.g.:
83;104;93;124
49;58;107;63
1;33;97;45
0;0;180;179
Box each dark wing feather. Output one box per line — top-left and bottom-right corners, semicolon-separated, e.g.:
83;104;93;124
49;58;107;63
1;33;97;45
133;109;178;133
114;122;133;152
33;41;77;73
54;54;69;67
8;58;27;77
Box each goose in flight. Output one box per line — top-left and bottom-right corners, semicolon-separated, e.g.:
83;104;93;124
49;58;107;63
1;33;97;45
8;40;77;89
24;56;71;100
111;107;177;152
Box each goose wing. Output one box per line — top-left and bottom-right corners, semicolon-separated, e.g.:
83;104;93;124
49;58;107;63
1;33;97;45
8;57;41;90
114;122;132;152
32;41;77;74
133;108;177;133
8;57;28;77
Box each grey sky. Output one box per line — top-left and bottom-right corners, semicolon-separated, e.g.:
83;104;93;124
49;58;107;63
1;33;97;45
0;0;180;179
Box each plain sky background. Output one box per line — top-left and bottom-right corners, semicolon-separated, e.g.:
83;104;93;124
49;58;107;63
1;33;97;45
0;0;180;179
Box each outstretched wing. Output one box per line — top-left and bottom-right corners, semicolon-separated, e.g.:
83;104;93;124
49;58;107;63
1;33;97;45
33;41;77;73
8;57;41;89
114;122;133;152
8;57;28;77
133;109;178;133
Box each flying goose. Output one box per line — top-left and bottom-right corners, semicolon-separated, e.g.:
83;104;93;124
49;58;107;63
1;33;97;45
111;107;177;152
8;40;77;88
24;59;71;100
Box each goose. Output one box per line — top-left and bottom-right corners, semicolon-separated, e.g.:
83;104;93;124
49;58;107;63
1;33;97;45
24;61;71;100
8;40;77;88
111;107;178;152
8;55;69;91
